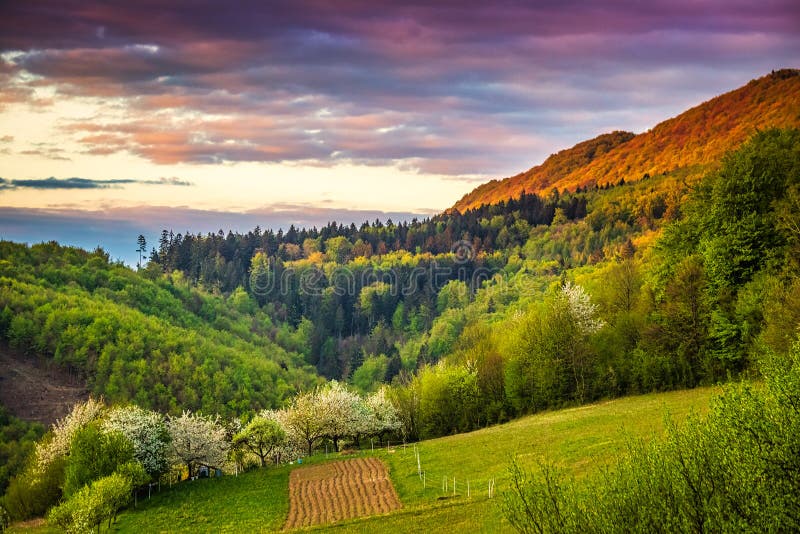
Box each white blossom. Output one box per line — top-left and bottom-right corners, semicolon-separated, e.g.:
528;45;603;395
34;398;105;475
364;387;401;437
317;381;370;450
561;281;605;334
104;405;170;477
166;411;230;478
260;409;304;463
278;390;329;456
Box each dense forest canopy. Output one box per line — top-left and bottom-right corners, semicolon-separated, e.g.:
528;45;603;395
0;241;323;419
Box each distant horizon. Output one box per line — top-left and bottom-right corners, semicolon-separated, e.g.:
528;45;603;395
0;204;439;266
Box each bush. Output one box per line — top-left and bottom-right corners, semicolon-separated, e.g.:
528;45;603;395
503;337;800;533
1;455;65;521
63;423;134;497
47;472;132;533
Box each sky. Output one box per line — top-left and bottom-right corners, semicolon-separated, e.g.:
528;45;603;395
0;1;799;263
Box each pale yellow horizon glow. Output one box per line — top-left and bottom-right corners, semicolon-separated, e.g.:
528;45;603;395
0;98;484;215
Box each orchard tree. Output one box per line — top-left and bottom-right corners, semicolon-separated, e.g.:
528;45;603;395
365;387;401;441
280;391;329;456
260;410;303;465
166;411;229;479
318;381;369;450
233;416;286;467
34;398;105;475
104;405;170;479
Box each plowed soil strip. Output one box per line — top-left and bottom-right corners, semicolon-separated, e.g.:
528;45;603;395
284;457;401;530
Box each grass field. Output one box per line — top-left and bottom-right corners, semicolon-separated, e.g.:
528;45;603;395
116;464;290;533
7;386;717;533
316;386;718;533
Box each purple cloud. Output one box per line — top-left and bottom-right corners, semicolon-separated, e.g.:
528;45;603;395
0;1;798;176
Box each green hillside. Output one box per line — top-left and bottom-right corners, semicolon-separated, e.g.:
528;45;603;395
0;241;322;418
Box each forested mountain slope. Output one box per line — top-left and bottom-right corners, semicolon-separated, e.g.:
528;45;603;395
0;242;322;418
454;69;800;211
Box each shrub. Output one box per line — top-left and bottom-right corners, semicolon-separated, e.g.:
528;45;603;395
63;423;134;497
503;337;800;532
47;472;132;533
1;455;65;521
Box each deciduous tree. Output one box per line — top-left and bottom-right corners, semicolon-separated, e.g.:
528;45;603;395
166;411;229;479
104;406;170;478
233;416;286;467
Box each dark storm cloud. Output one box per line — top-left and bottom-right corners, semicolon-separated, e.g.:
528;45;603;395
1;1;798;176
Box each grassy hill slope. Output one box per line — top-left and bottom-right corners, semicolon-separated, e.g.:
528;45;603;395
455;69;800;211
77;387;716;533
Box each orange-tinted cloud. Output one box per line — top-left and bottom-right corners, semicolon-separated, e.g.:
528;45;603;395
1;1;798;176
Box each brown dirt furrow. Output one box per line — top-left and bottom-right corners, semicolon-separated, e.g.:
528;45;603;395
373;481;386;512
283;457;401;530
350;473;364;517
324;477;338;523
303;480;316;526
359;476;372;515
312;479;324;526
341;472;358;517
348;472;362;517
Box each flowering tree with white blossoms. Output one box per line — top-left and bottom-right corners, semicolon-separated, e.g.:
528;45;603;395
558;281;605;403
104;405;170;478
277;391;329;457
166;411;229;479
34;397;105;475
364;387;401;441
232;415;286;467
318;381;370;451
561;281;605;335
261;409;304;464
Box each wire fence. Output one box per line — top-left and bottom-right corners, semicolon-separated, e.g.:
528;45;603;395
401;442;498;500
313;438;501;500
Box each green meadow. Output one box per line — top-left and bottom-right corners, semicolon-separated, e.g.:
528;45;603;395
9;386;713;533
